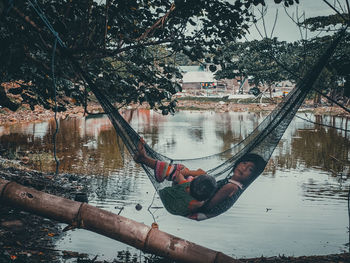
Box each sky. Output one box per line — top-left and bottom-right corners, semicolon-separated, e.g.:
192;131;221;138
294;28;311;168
246;0;347;42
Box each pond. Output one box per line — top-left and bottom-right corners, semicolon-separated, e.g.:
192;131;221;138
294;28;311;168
0;109;349;261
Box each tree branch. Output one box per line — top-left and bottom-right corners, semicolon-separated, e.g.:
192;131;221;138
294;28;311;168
322;0;348;22
345;0;350;21
270;8;279;38
136;3;176;41
104;0;110;49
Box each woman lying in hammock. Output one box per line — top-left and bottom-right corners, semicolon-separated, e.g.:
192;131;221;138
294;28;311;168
191;153;266;221
134;138;266;220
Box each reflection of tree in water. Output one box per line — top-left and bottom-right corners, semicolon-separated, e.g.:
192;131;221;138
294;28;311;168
185;115;204;143
214;112;261;159
0;132;35;157
0;117;128;175
91;160;142;204
290;115;350;176
188;127;203;142
134;109;162;149
51;118;126;175
0;122;51;157
267;116;350;200
2;112;349;181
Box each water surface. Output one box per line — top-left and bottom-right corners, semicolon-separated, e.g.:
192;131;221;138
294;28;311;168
0;110;349;260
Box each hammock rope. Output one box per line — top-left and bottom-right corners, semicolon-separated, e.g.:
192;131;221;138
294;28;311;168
84;27;347;198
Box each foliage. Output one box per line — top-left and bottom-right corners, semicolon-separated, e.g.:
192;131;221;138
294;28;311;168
214;11;350;102
300;14;350;101
303;13;348;32
0;0;270;113
301;12;350;100
273;0;299;7
214;38;293;88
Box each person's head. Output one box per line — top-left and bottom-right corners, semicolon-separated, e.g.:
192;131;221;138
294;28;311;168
231;153;266;185
190;175;217;201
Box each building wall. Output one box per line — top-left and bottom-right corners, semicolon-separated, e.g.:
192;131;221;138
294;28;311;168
182;83;201;90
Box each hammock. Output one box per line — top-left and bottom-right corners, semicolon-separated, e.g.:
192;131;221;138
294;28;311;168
85;28;346;219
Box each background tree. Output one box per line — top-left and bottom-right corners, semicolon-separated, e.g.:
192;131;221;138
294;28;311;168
214;38;294;98
301;14;350;104
214;8;349;105
0;0;281;113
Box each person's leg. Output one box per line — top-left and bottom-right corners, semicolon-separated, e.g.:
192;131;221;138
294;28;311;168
134;138;179;183
134;138;157;169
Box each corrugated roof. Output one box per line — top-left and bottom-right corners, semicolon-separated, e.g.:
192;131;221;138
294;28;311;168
182;71;216;83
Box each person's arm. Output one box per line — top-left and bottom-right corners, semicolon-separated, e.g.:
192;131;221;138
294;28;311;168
205;183;238;210
181;168;206;177
188;200;205;211
187;183;238;221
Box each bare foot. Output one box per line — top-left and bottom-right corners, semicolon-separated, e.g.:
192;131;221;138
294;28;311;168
134;138;146;163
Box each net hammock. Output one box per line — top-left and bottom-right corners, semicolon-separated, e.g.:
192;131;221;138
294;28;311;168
85;28;345;219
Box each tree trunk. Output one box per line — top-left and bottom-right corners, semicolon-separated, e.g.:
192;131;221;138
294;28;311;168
0;0;4;16
313;91;321;106
0;178;237;263
0;86;19;111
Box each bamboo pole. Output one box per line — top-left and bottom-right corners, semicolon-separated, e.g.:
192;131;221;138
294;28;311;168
0;179;238;263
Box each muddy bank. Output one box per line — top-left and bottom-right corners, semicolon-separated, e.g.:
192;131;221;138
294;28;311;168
0;162;92;262
0;98;349;126
0;162;176;263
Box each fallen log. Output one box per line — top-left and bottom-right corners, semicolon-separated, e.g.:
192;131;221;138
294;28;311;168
0;178;238;263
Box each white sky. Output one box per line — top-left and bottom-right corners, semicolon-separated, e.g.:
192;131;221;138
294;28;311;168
246;0;347;42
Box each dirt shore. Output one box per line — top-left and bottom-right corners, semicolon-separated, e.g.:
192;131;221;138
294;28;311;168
0;164;92;262
0;99;350;262
0;98;349;126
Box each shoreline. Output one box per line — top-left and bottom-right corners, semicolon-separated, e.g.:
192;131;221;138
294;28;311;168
0;98;349;126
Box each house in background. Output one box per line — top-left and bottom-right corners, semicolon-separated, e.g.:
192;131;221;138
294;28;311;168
178;65;252;96
177;64;295;98
181;67;215;88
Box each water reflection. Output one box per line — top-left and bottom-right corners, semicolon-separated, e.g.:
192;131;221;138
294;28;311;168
270;114;350;177
0;116;128;175
292;118;350;175
2;111;348;177
0;110;349;258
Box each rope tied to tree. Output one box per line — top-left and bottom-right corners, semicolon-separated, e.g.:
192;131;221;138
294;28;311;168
27;0;66;48
26;0;67;175
5;0;14;15
51;36;60;176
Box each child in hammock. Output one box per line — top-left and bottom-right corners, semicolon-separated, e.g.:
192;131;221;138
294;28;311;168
134;138;217;217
